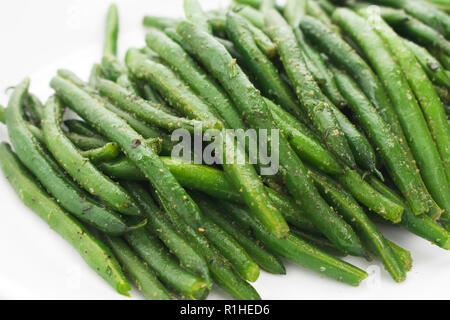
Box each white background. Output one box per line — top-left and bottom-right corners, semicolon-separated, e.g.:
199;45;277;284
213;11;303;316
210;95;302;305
0;0;448;300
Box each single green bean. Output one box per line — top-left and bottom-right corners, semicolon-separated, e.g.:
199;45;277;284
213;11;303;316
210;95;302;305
184;0;212;34
265;10;357;168
291;229;348;257
0;142;131;296
7;78;135;235
235;5;265;28
0;104;5;123
219;200;369;286
80;142;120;164
284;0;307;28
103;235;173;300
307;0;332;26
103;4;119;57
143;16;180;29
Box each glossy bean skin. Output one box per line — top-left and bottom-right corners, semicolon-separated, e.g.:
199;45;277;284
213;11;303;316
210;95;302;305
307;167;407;282
121;181;212;292
126;49;289;238
0;142;131;296
195;195;286;275
96;78;218;133
265;10;357;169
184;0;212;34
103;235;173;300
42;95;141;216
178;19;365;256
360;9;450;194
80;142;121;164
334;9;446;217
7;79;133;235
145;29;246;131
226;12;307;121
124;226;208;299
219;200;369;286
331;67;435;219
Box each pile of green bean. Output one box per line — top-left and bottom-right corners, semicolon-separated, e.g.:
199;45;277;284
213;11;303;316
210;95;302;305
0;0;449;300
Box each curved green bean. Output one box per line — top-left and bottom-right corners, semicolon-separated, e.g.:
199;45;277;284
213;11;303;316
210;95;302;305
80;142;120;164
0;142;131;296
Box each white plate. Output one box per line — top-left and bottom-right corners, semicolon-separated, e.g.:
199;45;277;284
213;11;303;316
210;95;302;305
0;0;448;300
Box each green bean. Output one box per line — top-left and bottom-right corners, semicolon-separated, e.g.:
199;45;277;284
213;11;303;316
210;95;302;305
195;195;286;274
152;189;261;300
143;16;179;29
124;226;208;299
96;78;219;133
23;93;44;127
178;20;365;256
121;181;212;291
146;29;246;131
64;119;103;138
284;0;307;28
184;0;212;34
0;104;5;123
67;132;109;150
235;5;265;28
332;66;433;217
265;98;343;175
290;229;348;257
57;69;174;154
337;169;404;223
191;194;261;282
299;16;413;165
103;4;119;57
225;13;306;121
404;40;450;88
307;168;407;282
101;54;128;83
334;8;446;217
373;0;450;39
368;176;449;250
294;28;347;109
436;51;450;69
7;78;135;235
51;74;211;229
356;8;450;218
363;11;450;187
306;0;332;26
0;142;131;296
233;0;262;9
378;7;450;56
219;200;369;286
265;10;357;169
42;95;141;216
318;0;336;15
246;19;277;58
99;157;319;235
103;235;173;300
80;142;120;164
331;104;380;177
126;49;290;238
387;240;413;272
